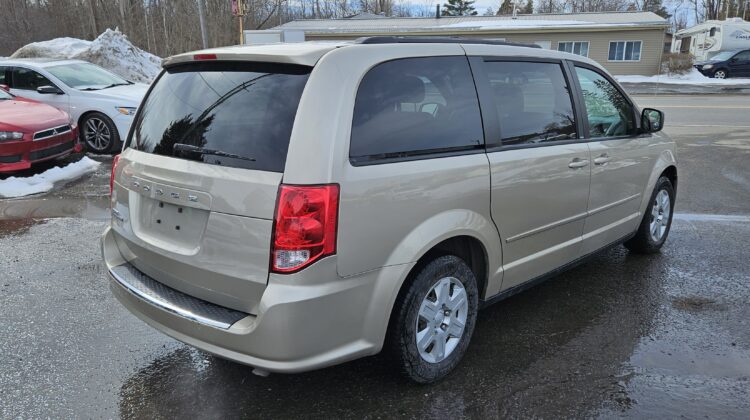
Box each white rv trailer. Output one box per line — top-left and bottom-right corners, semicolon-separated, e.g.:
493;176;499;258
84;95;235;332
672;18;750;61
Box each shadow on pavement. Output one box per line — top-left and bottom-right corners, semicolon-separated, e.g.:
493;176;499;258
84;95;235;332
118;247;665;419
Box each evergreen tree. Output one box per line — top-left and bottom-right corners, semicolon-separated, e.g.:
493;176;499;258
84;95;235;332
522;0;533;13
442;0;478;16
642;0;671;19
497;0;514;15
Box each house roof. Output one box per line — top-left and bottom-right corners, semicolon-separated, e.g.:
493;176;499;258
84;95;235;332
274;11;669;35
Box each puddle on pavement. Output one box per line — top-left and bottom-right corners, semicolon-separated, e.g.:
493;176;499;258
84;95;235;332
0;196;109;236
0;196;109;221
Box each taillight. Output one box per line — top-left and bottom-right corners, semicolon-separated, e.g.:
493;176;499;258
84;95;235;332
193;53;217;60
271;184;339;273
110;154;121;195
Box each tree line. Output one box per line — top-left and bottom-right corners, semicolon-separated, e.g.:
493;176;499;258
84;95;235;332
1;0;748;57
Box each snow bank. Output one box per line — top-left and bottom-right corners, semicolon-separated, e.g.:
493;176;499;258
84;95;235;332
0;157;100;199
616;69;750;85
11;29;161;83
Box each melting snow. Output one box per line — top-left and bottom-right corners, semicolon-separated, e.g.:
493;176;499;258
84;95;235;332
11;29;161;84
616;69;750;85
0;157;100;199
440;19;594;29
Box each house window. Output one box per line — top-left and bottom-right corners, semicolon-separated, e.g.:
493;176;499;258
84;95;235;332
608;41;642;61
558;41;589;57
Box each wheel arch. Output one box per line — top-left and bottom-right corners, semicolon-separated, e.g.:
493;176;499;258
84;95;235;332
638;146;678;216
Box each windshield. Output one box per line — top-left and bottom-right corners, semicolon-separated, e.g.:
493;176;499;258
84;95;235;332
46;62;129;90
0;89;11;100
710;51;738;61
128;61;311;172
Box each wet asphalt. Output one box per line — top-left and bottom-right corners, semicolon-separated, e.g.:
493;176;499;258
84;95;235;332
1;94;749;418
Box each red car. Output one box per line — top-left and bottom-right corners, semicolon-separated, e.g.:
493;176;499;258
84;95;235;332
0;85;81;172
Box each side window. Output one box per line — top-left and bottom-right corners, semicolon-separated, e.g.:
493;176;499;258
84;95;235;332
608;41;642;61
574;66;635;138
558;41;590;57
734;51;750;61
0;66;8;85
12;67;54;90
350;56;483;161
484;61;577;146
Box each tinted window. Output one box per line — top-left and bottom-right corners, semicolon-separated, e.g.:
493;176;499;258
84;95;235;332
734;51;750;61
575;66;635;138
129;62;310;173
350;56;483;161
0;66;8;85
12;67;54;90
46;63;128;89
484;61;577;146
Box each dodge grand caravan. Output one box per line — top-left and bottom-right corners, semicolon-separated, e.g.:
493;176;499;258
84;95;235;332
102;38;677;383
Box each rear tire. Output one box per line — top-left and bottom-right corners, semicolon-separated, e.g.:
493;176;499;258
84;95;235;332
624;176;675;254
81;112;120;154
387;255;478;383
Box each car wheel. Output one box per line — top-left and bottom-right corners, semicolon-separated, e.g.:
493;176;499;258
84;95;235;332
81;112;120;154
388;255;479;383
624;176;675;254
713;69;728;79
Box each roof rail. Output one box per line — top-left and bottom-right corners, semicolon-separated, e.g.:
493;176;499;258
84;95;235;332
354;36;542;48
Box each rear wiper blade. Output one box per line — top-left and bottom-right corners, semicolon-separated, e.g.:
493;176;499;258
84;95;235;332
173;143;255;162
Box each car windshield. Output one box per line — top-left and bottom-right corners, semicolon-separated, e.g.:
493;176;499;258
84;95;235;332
711;51;738;61
0;89;11;100
46;62;130;90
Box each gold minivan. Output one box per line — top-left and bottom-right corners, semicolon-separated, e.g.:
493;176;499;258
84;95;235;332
102;37;677;383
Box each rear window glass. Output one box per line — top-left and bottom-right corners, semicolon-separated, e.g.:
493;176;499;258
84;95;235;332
128;62;311;173
350;56;484;163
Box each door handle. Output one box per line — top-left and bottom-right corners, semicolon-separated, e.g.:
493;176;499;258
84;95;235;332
594;154;611;165
568;158;589;169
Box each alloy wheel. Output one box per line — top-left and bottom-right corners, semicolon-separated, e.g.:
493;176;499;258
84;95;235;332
649;189;671;242
415;276;468;364
84;117;112;152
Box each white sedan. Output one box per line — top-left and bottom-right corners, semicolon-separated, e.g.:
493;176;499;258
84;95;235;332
0;59;149;153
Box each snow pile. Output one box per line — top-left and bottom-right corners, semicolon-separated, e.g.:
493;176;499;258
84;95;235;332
0;157;100;199
616;69;750;85
11;29;161;83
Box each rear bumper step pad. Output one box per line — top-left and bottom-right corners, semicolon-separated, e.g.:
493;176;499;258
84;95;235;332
110;262;249;329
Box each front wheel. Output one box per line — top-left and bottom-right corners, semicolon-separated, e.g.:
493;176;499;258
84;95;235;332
81;112;120;154
713;69;728;79
624;176;675;253
388;255;479;383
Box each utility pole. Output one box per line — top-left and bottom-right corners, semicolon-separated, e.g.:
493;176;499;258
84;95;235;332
197;0;208;49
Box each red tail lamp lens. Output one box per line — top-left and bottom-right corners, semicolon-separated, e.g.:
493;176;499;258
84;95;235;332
271;184;339;273
193;54;217;60
110;154;120;195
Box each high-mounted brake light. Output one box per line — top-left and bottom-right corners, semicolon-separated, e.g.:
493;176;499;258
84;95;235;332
271;184;339;273
110;154;121;195
193;53;217;61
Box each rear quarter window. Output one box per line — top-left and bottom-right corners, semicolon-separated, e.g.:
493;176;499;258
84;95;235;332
350;56;484;163
129;62;311;173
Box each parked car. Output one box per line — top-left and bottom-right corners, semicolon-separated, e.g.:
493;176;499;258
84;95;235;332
0;85;80;172
102;38;677;383
695;49;750;78
0;59;148;153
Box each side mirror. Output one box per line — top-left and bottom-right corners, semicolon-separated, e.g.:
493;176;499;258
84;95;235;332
0;84;9;92
37;85;63;95
641;108;664;133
